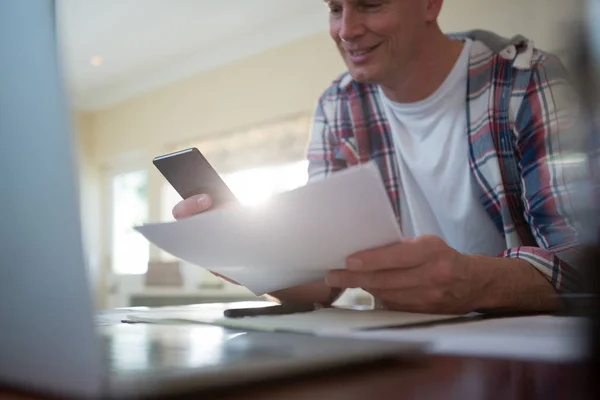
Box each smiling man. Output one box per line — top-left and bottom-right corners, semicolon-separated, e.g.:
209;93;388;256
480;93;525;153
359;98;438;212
173;0;584;314
307;0;584;313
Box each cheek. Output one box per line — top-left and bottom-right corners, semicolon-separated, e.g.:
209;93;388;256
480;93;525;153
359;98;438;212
329;20;340;42
378;35;406;65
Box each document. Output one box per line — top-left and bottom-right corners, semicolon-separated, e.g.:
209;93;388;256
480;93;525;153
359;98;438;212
126;309;587;363
126;308;459;334
135;162;402;295
333;315;588;362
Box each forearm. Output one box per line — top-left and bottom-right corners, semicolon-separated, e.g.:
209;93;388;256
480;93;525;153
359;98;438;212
267;282;343;305
466;254;562;313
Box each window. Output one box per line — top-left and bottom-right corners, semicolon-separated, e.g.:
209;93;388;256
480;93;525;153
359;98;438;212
161;160;309;222
160;160;308;261
223;160;309;206
111;170;149;274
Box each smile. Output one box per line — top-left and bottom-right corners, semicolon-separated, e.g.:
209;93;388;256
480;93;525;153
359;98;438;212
347;43;381;57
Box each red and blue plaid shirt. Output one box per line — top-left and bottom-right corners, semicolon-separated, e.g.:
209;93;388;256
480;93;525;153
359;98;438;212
307;31;584;293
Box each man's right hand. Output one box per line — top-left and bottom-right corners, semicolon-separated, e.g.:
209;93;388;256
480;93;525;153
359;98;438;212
172;193;213;220
171;194;239;285
171;193;342;306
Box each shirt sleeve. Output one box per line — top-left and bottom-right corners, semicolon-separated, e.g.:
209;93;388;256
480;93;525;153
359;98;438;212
306;92;347;182
502;53;590;293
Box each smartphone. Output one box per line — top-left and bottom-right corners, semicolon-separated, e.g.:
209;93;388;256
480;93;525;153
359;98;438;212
152;147;237;207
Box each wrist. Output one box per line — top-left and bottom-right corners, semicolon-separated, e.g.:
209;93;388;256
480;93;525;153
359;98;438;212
462;254;498;311
462;254;561;313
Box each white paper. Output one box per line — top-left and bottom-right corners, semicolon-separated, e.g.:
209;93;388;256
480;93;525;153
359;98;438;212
135;162;402;295
125;308;587;363
127;308;459;334
96;301;273;326
328;316;589;362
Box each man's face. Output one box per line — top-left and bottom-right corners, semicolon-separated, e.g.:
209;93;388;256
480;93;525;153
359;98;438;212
326;0;435;84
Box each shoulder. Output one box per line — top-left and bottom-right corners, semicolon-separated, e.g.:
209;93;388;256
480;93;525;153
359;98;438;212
510;45;567;82
466;29;566;75
450;29;564;71
462;31;571;108
527;48;569;84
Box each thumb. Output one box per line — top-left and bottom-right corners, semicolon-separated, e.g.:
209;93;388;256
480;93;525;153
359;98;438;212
172;194;212;219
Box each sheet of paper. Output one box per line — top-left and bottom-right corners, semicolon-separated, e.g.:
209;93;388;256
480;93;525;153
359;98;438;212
135;162;402;295
125;308;586;362
331;316;589;362
95;301;274;326
126;308;459;334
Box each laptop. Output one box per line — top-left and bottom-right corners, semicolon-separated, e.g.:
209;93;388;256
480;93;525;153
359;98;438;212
0;1;424;399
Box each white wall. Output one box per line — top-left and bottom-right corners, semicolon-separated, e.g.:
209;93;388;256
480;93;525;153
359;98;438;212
439;0;581;61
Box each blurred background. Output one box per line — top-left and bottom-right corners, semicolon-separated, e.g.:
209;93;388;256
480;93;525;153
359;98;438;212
56;0;584;310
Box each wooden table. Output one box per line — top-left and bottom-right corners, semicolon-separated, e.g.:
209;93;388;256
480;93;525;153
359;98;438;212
1;355;588;400
213;355;587;400
0;303;592;400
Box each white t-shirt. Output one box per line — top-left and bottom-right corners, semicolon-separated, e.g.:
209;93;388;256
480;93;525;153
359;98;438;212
378;39;506;256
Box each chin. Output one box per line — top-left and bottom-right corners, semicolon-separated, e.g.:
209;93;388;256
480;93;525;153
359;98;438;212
349;69;377;83
347;65;380;84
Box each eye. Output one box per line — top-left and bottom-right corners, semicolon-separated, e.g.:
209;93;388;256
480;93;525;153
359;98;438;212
328;3;343;16
358;1;383;12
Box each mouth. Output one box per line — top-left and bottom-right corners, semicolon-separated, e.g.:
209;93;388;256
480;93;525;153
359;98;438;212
346;43;381;57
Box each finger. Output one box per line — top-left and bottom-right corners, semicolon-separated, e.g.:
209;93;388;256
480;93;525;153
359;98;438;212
172;194;212;220
325;270;419;290
346;236;439;272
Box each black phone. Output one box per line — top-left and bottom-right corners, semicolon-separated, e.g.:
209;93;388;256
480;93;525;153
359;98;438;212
223;303;318;319
152;147;237;207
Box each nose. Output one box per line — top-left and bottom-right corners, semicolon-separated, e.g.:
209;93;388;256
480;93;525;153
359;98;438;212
338;8;366;43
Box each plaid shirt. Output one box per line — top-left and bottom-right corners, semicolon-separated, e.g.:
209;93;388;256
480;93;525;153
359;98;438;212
306;30;583;293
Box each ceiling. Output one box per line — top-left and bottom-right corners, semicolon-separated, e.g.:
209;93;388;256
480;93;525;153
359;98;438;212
56;0;329;110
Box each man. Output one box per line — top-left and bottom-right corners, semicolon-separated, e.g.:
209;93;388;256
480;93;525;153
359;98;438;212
173;0;583;314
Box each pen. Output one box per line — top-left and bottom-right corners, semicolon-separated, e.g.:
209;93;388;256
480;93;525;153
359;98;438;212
224;303;319;319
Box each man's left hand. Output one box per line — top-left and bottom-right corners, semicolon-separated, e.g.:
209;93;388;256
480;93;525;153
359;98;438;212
325;235;477;314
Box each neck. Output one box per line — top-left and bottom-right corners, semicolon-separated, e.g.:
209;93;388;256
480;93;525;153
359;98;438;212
380;27;465;103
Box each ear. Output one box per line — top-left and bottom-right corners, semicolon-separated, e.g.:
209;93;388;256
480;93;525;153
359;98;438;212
424;0;443;22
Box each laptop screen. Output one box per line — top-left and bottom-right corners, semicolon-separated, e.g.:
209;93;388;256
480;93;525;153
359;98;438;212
0;1;103;398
